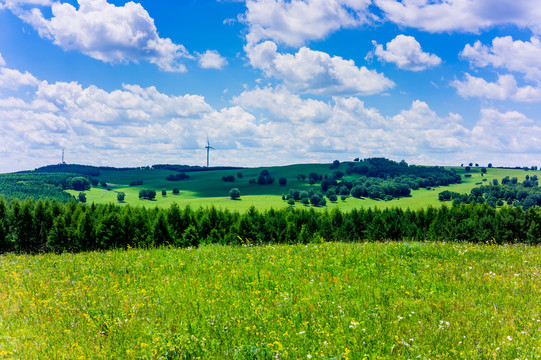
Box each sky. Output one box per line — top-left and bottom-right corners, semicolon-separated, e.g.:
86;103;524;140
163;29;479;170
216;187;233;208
0;0;540;172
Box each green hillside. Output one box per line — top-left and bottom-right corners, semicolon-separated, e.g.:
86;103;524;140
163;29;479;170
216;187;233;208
62;161;541;211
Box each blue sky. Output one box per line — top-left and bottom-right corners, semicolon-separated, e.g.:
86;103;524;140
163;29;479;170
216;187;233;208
0;0;540;172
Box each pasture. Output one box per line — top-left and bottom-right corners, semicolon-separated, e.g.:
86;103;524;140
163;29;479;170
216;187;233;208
67;163;539;211
1;242;540;359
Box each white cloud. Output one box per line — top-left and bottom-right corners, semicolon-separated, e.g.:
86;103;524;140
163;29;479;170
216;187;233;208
233;86;332;123
0;67;40;90
374;0;541;34
246;41;395;96
471;108;541;153
244;0;372;46
461;37;541;83
8;0;190;72
452;73;541;102
198;50;228;69
369;35;441;71
0;53;5;67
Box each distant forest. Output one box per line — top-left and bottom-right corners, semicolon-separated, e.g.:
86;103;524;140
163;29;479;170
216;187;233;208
32;163;243;177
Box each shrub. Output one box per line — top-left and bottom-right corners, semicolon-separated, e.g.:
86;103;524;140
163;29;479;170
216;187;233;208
129;180;143;186
172;187;180;194
100;180;107;188
319;197;327;206
278;177;287;186
301;197;309;205
229;188;241;200
162;189;167;197
117;192;125;202
222;175;235;182
340;194;347;201
287;199;295;205
78;192;86;203
237;172;243;178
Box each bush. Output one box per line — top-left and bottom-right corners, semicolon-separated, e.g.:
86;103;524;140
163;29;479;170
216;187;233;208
287;199;295;205
129;180;143;186
319;197;326;206
162;189;167;197
229;188;241;200
222;175;235;182
78;192;86;203
278;177;287;186
301;197;309;205
341;195;347;201
237;172;243;178
172;187;179;194
117;192;125;202
100;180;107;188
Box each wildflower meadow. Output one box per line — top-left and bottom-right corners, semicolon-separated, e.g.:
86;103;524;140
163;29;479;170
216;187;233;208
1;241;541;359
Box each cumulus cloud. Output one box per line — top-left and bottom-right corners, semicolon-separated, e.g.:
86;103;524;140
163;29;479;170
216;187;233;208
246;41;395;96
233;86;469;157
452;73;541;102
198;50;228;69
244;0;372;46
374;0;541;34
6;0;191;72
0;68;40;90
369;35;442;71
471;108;541;153
0;53;5;67
461;36;541;83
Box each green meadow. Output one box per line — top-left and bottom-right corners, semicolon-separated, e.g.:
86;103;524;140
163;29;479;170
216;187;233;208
1;242;540;359
67;164;540;211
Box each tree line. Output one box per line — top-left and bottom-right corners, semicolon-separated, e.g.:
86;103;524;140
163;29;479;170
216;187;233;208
1;197;541;254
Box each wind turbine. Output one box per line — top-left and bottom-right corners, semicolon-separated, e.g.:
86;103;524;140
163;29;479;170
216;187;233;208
205;137;214;168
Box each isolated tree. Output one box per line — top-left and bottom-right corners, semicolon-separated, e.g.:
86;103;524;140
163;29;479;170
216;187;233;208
488;163;493;168
481;167;487;174
229;188;241;200
310;195;321;206
162;189;167;197
465;166;471;172
117;192;125;202
279;177;287;186
237;172;243;178
71;177;91;191
78;192;86;203
172;187;180;194
139;189;156;200
469;163;473;167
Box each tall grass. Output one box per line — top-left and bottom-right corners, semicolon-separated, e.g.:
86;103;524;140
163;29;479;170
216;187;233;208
1;242;541;359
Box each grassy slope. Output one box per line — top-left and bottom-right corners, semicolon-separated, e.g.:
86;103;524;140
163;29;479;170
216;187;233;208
1;242;540;359
67;164;540;211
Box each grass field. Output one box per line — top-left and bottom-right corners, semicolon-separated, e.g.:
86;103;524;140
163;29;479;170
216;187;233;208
67;163;541;212
1;242;541;359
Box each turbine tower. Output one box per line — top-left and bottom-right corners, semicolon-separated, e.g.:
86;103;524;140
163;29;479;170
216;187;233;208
205;137;214;168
